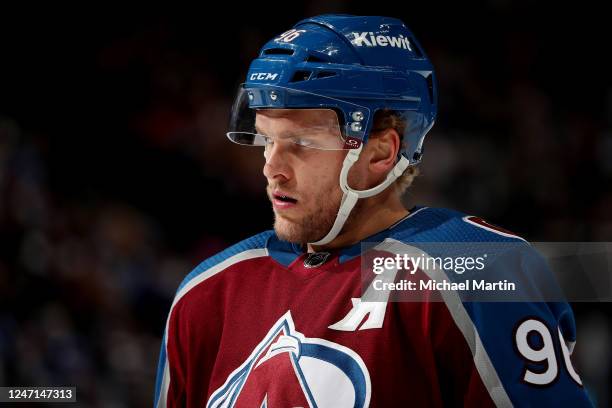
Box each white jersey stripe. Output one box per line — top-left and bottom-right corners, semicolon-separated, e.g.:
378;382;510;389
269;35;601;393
156;248;269;408
376;239;513;408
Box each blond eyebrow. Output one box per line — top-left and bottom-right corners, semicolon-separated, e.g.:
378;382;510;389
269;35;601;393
254;125;295;138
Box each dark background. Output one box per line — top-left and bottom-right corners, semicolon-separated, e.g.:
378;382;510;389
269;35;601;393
0;2;610;406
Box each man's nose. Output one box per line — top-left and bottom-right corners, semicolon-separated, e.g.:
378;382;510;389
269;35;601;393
262;141;293;181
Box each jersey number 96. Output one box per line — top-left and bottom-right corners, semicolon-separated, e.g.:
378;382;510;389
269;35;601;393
514;318;583;387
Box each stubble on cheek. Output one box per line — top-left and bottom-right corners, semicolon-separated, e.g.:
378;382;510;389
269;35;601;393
268;148;352;244
271;183;342;244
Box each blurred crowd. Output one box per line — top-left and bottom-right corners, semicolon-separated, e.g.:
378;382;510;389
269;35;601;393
0;3;611;407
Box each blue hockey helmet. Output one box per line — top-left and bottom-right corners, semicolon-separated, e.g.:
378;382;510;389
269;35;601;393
228;14;437;164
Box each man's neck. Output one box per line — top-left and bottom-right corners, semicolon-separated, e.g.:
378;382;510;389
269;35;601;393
307;195;409;253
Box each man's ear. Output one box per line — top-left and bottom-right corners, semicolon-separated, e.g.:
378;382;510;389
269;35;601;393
367;128;401;175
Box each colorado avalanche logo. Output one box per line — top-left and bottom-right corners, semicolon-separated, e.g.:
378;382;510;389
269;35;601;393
207;311;371;408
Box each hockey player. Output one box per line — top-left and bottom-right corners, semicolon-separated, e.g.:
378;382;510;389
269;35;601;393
154;15;593;407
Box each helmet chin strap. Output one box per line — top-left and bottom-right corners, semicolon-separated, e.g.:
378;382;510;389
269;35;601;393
308;145;410;246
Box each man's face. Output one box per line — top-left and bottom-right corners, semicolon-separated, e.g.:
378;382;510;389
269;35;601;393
257;109;358;243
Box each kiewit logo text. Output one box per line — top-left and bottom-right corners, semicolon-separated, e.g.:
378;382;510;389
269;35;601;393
351;32;412;51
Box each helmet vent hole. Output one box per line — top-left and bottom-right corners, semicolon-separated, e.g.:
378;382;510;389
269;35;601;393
263;48;295;56
290;70;312;82
315;71;337;79
305;54;328;63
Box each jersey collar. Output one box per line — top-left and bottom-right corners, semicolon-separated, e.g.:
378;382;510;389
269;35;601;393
266;205;427;267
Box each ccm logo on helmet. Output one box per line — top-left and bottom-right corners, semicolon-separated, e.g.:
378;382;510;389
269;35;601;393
250;72;279;81
351;32;412;51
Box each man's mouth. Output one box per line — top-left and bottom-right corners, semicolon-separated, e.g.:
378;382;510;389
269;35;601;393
274;194;297;203
272;191;298;209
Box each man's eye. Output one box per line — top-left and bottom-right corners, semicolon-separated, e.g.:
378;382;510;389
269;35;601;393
293;137;314;147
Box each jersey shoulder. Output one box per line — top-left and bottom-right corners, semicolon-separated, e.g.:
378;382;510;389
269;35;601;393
390;206;526;244
174;230;274;296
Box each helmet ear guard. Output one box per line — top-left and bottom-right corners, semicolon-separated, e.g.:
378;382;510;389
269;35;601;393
229;14;437;245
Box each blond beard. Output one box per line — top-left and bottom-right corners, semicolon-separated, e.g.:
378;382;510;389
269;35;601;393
272;191;365;244
269;163;368;244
